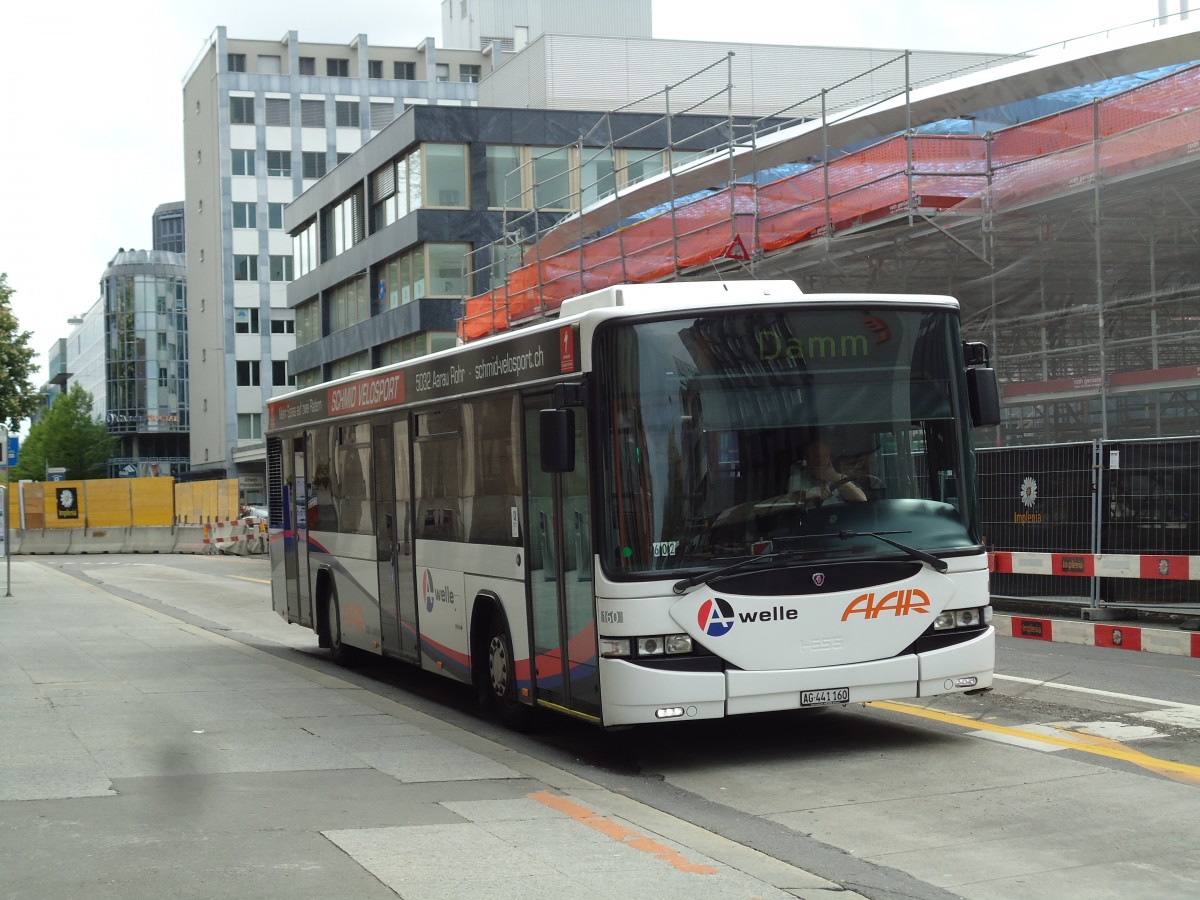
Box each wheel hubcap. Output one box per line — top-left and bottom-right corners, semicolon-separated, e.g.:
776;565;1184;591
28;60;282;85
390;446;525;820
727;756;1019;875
489;636;508;697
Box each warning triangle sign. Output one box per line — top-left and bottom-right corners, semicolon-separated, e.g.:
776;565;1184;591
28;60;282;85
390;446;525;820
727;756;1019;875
723;234;750;261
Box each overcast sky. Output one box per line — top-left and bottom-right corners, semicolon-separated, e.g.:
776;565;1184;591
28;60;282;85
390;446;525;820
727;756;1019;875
0;0;1178;409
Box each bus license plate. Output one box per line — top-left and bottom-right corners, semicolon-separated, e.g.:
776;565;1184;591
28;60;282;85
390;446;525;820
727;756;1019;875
801;688;849;707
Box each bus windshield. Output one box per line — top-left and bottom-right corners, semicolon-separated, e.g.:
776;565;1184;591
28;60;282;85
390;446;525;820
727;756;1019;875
594;305;981;577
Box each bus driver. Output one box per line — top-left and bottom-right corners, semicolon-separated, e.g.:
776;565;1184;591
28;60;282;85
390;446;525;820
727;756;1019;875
788;439;867;504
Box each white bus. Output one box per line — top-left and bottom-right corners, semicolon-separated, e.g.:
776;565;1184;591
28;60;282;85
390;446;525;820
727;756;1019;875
265;280;1000;727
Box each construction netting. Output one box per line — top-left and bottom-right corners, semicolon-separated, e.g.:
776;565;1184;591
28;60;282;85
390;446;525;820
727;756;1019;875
459;61;1200;342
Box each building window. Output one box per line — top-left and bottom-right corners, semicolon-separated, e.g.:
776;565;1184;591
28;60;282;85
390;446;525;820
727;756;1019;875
264;97;290;126
377;242;470;312
296;298;321;345
233;255;258;281
158;366;169;388
236;360;261;387
331;275;370;333
335;100;360;127
369;100;394;130
428;243;469;296
258;55;281;74
486;145;523;208
330;191;363;256
326;58;349;76
229;96;254;125
267;150;291;177
237;413;262;440
620;148;665;187
337;152;351;165
301;99;324;127
426;143;468;207
268;202;285;229
232;149;255;176
302;152;327;180
368;59;383;79
581;147;616;206
269;255;294;282
272;360;295;386
394;61;416;80
227;53;246;72
271;317;296;334
298;56;315;75
235;308;260;333
460;64;481;83
435;63;450;82
532;146;572;210
232;202;257;228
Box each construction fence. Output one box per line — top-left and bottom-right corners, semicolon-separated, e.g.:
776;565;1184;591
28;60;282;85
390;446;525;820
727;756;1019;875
3;477;266;556
979;437;1200;615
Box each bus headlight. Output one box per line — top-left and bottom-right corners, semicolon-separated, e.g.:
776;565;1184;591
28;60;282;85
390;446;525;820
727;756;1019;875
665;634;693;654
933;608;987;631
603;634;695;658
600;637;631;657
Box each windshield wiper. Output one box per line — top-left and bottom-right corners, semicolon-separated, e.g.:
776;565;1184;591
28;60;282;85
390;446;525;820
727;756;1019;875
672;549;804;594
838;530;948;573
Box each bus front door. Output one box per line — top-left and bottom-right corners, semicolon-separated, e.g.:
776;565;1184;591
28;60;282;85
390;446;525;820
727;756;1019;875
292;437;313;627
525;399;600;720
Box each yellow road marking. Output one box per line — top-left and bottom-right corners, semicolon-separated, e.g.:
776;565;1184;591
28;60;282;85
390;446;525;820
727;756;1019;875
529;791;718;874
228;575;271;584
869;700;1200;783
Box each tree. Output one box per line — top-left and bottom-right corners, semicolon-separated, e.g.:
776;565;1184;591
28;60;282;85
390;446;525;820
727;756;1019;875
12;384;117;481
0;273;40;429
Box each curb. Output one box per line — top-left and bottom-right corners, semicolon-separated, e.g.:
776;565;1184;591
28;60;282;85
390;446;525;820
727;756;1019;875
993;613;1200;659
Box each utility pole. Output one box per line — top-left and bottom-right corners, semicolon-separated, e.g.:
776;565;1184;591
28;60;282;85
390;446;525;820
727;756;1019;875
0;424;10;597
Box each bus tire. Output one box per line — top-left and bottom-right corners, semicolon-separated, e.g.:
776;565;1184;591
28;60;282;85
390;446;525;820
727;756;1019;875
325;584;356;666
485;611;535;730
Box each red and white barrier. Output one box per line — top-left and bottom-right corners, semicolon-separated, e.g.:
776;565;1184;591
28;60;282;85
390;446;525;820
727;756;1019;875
990;551;1200;581
995;613;1200;658
202;517;267;555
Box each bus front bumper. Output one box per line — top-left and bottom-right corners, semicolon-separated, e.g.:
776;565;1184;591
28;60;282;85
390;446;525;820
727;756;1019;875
598;627;994;726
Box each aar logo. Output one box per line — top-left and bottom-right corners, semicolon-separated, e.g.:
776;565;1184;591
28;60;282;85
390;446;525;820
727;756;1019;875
697;597;736;637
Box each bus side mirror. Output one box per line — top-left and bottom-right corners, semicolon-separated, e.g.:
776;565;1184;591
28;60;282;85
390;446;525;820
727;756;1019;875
540;408;575;472
967;367;1001;427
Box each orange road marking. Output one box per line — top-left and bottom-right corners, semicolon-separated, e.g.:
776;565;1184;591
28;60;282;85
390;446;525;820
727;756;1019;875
529;790;718;875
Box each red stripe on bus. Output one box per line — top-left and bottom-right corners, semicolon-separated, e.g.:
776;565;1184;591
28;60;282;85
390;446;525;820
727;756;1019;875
1192;634;1200;659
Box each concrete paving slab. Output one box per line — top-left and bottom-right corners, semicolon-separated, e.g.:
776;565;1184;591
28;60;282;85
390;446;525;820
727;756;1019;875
0;558;859;899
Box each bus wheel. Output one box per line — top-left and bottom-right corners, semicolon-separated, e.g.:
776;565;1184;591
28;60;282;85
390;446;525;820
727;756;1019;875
485;612;535;730
325;585;355;666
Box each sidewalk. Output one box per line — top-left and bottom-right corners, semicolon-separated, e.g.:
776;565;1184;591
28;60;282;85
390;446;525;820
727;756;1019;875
0;558;855;900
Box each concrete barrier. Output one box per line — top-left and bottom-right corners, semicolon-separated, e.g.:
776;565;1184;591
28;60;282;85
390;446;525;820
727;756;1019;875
13;530;75;554
172;524;208;554
130;526;178;553
73;527;131;554
10;522;266;556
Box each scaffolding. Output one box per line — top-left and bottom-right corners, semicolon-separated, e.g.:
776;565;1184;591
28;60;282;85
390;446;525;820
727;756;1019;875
460;51;1200;446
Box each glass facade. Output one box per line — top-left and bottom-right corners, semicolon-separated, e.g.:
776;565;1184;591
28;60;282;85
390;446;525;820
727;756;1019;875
91;250;190;476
